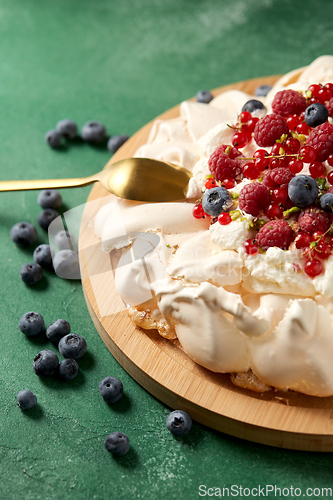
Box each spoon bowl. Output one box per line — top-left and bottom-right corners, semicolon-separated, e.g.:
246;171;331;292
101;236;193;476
0;157;193;203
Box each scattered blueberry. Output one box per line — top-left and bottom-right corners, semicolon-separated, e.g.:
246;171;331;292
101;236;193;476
53;249;80;279
288;175;319;208
46;319;70;343
20;262;43;285
54;230;76;250
107;135;129;153
38;208;59;231
241;99;266;114
98;377;123;404
196;90;213;104
37;189;62;209
304;102;329;128
254;84;272;97
45;130;63;148
17;390;37;410
202;186;232;217
319;192;333;213
10;222;38;247
56;119;78;139
166;410;192;436
58;358;79;381
104;432;129;456
19;311;45;337
81;121;106;143
58;333;87;360
33;244;53;269
33;349;59;377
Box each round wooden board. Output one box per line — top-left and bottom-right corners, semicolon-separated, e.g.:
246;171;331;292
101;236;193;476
79;75;333;452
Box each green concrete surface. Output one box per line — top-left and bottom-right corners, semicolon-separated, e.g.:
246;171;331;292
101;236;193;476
0;0;333;499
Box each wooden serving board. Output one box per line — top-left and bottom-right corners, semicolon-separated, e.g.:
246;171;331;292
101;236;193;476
79;75;333;452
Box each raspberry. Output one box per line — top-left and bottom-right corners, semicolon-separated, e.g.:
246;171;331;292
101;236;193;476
326;98;333;117
305;122;333;161
262;167;295;189
208;145;243;182
256;220;294;250
298;206;330;234
238;182;271;216
272;89;307;118
253;113;289;147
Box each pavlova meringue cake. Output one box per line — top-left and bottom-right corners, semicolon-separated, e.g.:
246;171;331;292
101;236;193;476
94;55;333;398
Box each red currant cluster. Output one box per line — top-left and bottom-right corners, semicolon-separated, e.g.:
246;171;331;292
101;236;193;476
232;111;259;149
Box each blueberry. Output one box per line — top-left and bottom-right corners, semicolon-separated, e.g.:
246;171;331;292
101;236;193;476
98;377;123;404
45;130;63;148
241;99;266;114
104;432;129;456
107;135;129;153
304;103;329;128
17;390;37;410
20;262;43;285
58;333;87;360
196;90;213;104
56;119;77;139
46;319;70;343
254;84;272;97
37;189;62;209
19;311;45;337
202;186;232;217
58;358;79;381
38;208;59;231
54;230;76;250
33;349;59;377
10;222;38;247
53;249;80;279
166;410;192;436
319;192;333;213
81;121;106;143
288;175;319;208
33;244;53;269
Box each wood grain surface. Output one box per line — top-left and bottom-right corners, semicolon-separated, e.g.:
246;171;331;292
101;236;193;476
79;75;333;452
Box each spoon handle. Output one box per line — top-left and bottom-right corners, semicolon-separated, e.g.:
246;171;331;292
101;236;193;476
0;175;98;192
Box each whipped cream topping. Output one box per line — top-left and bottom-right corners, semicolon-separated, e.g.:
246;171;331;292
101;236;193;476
95;55;333;397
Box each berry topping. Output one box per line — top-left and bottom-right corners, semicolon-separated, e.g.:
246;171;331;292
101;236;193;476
304;258;324;277
304;103;329;128
256;220;294;250
241;99;266;114
46;319;71;343
238;182;271;216
254;84;272;97
202;186;232;217
253;113;289;147
58;359;79;381
262;167;295;190
306;122;333;161
33;350;59;377
325;98;333;117
298;206;330;234
218;212;232;225
319;193;333;213
287;175;319;208
272;89;307;117
58;333;87;360
192;204;205;219
294;232;312;249
196;90;213;103
244;239;259;255
208;145;243;182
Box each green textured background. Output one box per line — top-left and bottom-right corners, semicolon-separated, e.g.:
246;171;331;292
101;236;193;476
1;0;333;499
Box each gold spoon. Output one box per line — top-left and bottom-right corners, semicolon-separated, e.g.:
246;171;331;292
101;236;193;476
0;157;193;202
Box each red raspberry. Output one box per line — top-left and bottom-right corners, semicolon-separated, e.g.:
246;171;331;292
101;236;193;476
238;182;271;216
298;206;330;234
305;122;333;161
262;167;295;189
256;220;294;250
272;89;307;117
253;113;289;147
326;98;333;117
208;145;243;182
